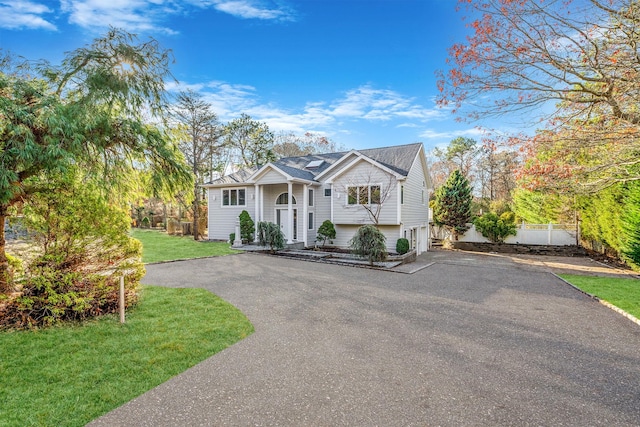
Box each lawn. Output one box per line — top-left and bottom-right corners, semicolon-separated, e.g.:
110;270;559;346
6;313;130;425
0;285;254;427
559;274;640;319
131;228;239;263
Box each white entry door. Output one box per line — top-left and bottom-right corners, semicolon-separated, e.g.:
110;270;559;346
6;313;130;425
276;208;297;241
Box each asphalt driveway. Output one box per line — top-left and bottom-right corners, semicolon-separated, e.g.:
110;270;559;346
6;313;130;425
89;251;640;426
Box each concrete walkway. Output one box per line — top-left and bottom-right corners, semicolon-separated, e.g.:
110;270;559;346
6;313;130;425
89;251;640;426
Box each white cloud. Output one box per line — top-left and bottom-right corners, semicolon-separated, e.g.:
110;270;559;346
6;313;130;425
208;0;295;21
330;86;443;122
0;0;56;30
168;81;444;143
60;0;180;34
57;0;294;34
419;127;489;140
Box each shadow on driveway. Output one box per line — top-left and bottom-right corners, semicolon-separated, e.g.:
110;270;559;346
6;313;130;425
89;251;640;426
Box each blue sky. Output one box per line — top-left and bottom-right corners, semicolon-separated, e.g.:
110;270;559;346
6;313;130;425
0;0;503;152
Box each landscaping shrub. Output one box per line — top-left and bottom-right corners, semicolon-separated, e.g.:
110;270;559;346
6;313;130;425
229;232;236;243
316;220;336;247
167;218;180;235
257;221;285;253
396;238;410;255
0;171;145;330
239;210;255;243
350;225;387;265
473;212;517;243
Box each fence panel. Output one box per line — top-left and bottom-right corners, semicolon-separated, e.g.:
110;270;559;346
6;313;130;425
454;223;578;246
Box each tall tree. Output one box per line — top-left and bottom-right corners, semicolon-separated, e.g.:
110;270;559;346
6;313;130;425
476;146;519;202
437;0;640;191
430;137;479;192
432;170;473;239
273;131;344;157
0;29;191;292
172;90;223;240
224;113;276;169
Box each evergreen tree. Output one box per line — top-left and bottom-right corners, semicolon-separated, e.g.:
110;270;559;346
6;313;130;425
622;183;640;269
432;170;472;239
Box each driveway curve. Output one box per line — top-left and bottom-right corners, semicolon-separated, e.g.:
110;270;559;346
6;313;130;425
89;251;640;426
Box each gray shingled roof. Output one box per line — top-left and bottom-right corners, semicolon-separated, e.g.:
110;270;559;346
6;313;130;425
357;143;422;176
206;167;257;185
206;143;423;185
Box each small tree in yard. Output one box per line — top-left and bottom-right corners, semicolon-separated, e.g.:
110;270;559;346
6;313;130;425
239;210;254;243
474;212;517;244
316;220;336;247
432;170;473;240
257;222;284;253
350;225;387;266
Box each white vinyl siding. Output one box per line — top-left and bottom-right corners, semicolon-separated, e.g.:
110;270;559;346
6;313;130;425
400;153;429;226
331;160;398;225
207;187;255;240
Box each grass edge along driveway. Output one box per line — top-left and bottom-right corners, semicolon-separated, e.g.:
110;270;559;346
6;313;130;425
0;285;254;427
559;274;640;320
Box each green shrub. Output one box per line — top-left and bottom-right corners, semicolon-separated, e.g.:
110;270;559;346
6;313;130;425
396;238;410;255
257;222;284;253
229;232;236;243
350;225;387;265
0;170;145;330
473;212;517;243
239;210;255;243
316;220;336;247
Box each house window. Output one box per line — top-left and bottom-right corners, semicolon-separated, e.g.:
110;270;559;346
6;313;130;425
308;189;314;207
222;188;246;206
347;185;381;206
401;185;404;205
308;212;314;230
324;188;331;197
275;193;297;205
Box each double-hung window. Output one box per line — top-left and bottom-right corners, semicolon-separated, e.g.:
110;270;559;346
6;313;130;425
222;188;246;207
347;185;381;205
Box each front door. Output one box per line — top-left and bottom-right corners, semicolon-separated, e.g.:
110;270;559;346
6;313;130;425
276;208;297;241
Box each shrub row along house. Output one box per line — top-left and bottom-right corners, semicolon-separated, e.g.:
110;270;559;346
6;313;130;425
203;143;431;254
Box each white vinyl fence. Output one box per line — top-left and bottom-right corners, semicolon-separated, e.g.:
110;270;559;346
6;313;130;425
441;223;578;246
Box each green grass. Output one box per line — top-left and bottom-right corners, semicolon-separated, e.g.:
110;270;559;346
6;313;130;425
0;285;254;427
130;229;239;263
559;274;640;319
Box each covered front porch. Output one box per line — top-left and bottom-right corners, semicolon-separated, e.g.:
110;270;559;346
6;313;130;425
250;178;319;247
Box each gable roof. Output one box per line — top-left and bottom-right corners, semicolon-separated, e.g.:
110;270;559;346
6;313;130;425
203;143;424;187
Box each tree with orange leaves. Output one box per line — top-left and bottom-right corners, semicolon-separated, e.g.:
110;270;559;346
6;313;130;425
438;0;640;192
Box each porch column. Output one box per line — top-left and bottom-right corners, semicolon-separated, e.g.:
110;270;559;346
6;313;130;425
287;181;293;244
259;186;264;225
254;184;260;238
303;184;308;247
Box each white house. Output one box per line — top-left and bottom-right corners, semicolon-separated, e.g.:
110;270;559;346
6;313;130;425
202;143;431;254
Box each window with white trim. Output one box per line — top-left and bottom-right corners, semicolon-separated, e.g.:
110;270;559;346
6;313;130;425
401;185;404;205
308;189;314;206
308;212;314;230
222;188;246;206
347;185;381;205
324;188;331;197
